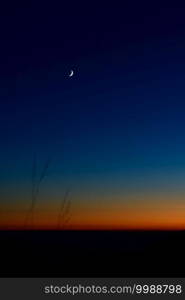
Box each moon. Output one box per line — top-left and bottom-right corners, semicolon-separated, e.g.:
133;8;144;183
69;70;74;77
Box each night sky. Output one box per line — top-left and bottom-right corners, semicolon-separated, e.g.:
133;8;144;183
1;1;185;229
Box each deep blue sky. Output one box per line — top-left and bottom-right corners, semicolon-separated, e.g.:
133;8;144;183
1;1;185;228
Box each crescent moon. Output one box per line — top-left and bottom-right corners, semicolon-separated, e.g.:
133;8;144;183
69;70;74;77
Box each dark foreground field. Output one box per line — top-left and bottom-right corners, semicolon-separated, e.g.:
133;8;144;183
0;230;185;277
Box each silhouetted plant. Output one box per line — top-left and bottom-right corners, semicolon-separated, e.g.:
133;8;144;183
57;189;71;230
24;154;51;229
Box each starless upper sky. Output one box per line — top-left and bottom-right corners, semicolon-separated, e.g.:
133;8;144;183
1;1;185;229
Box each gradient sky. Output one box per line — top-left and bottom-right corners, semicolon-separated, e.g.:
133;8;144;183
1;1;185;229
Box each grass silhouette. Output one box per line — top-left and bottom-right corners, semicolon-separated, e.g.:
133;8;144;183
57;189;71;230
24;154;71;230
24;155;51;229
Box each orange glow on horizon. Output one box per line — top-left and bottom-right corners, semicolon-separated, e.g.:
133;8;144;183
1;199;185;230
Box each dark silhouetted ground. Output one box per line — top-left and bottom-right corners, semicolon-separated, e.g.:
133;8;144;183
0;230;185;277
